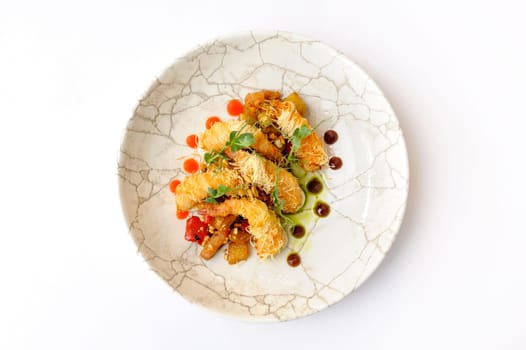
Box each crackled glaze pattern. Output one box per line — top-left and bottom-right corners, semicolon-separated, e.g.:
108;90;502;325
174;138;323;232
118;31;409;321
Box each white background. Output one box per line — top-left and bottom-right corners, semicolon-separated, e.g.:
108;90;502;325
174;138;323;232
0;1;522;349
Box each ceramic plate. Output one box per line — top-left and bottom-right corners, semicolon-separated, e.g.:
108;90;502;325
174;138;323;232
118;31;409;321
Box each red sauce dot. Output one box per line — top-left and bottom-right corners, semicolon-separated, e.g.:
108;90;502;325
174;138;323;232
226;99;244;116
329;156;343;170
205;116;221;129
169;179;181;193
183;158;200;174
306;178;323;194
185;134;199;148
176;210;189;220
292;225;306;239
314;201;331;217
323;130;339;144
287;253;301;267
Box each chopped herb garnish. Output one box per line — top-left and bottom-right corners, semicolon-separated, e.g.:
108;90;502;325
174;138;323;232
226;131;255;152
204;185;232;203
204;123;255;166
291;125;312;151
204;151;228;165
284;125;312;167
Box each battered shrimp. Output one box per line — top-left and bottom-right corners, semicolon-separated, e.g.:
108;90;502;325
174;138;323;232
267;100;328;171
226;150;304;213
198;198;286;259
199;119;282;161
175;168;242;211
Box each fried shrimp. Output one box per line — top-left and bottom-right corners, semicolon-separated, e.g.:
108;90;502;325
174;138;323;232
243;91;328;171
226;150;305;213
199;119;282;161
266;100;328;171
174;90;329;265
198;198;286;259
175;168;242;211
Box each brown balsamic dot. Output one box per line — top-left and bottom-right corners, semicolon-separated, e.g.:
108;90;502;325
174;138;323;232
329;156;343;170
292;225;306;239
323;130;339;144
307;177;323;194
287;253;301;267
314;201;331;217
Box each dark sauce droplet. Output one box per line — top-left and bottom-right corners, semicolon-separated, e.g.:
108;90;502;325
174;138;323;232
292;225;306;239
287;253;301;267
314;201;331;217
323;130;339;144
307;177;323;194
329;156;343;170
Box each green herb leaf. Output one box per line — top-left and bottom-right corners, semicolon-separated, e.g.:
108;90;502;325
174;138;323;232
223;124;254;152
291;125;312;152
230;133;255;152
215;184;231;197
283;125;313;167
204;184;232;203
204;152;215;164
228;131;237;143
204;151;228;165
271;188;282;210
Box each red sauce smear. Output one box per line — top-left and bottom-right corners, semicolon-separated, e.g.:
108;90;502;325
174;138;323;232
205;116;221;129
226;99;244;116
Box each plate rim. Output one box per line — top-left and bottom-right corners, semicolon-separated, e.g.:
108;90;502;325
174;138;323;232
118;30;410;321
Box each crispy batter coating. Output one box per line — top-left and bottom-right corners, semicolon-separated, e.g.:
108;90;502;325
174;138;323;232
227;150;304;213
272;100;328;171
243;90;282;120
199;119;282;162
198;198;286;259
174;90;327;264
175;168;242;211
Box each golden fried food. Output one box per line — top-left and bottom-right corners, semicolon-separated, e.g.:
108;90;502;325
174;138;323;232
200;215;237;260
243;90;282;120
175;168;242;211
229;227;251;243
225;240;250;264
242;90;328;171
198;198;286;259
270;100;328;171
199;119;282;161
284;92;307;116
226;150;304;213
173;90;329;264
